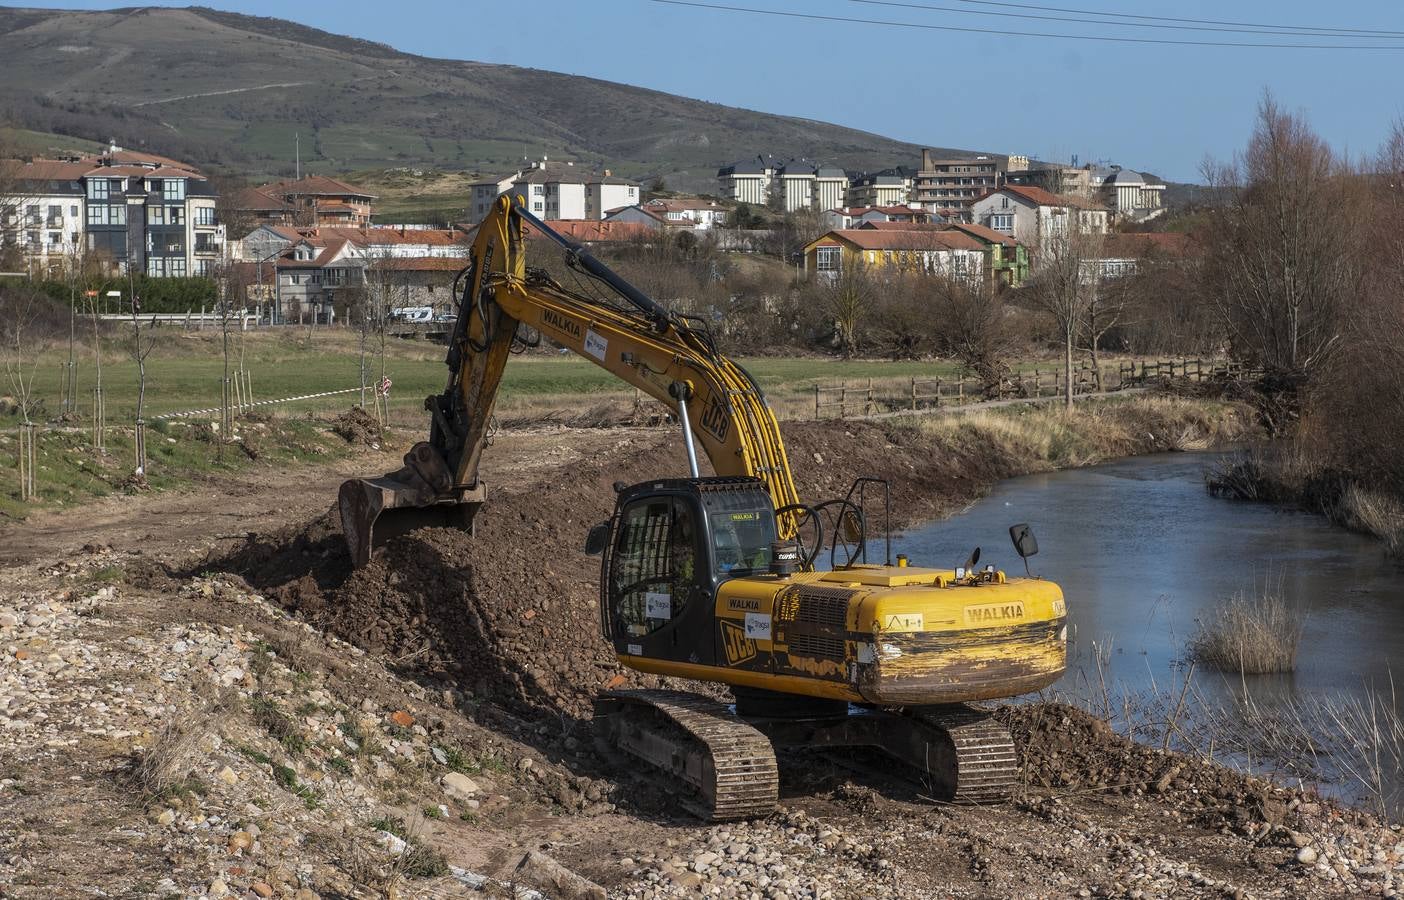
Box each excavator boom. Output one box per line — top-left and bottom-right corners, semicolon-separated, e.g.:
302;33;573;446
339;196;799;566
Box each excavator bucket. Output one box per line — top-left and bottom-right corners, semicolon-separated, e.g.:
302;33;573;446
338;442;486;567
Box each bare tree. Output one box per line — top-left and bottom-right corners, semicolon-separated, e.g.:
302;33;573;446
1200;93;1361;382
0;146;36;276
820;260;875;357
1026;227;1103;409
927;275;1013;396
127;271;158;476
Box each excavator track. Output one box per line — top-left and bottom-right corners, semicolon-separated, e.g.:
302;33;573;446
594;690;779;821
909;705;1019;804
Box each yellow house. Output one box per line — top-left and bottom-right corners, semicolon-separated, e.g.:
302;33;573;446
802;228;986;281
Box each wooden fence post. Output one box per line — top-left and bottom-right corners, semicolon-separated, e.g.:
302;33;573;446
840;387;847;419
958;376;965;404
910;377;917;411
866;377;874;416
814;384;821;420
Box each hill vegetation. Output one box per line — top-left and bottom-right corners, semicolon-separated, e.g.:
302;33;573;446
0;5;976;190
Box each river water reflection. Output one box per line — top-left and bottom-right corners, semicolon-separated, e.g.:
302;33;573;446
891;451;1404;708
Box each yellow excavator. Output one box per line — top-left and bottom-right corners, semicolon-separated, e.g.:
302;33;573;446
339;196;1067;820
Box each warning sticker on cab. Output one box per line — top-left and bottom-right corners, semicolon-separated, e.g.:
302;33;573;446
584;329;608;361
645;592;672;620
880;612;924;632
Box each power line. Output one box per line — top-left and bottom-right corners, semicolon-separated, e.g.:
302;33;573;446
948;0;1404;38
646;0;1404;49
850;0;1404;40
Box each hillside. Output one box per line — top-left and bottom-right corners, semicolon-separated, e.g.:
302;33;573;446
0;6;979;190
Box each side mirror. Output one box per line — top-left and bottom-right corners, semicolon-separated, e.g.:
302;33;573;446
584;522;610;556
1009;524;1038;559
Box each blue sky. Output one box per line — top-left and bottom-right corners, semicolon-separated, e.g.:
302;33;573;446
23;0;1404;182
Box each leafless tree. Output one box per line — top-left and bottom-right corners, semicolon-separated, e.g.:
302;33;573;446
127;270;158;475
927;275;1014;396
820;260;875;357
1200;93;1361;382
1;281;48;424
0;145;36;275
1026;228;1103;409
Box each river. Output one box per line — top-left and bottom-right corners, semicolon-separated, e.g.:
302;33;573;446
884;450;1404;810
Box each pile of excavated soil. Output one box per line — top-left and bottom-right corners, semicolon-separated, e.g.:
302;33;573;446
999;702;1378;834
205;429;693;719
330;405;382;446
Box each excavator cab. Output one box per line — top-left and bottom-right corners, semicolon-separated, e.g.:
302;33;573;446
592;477;778;668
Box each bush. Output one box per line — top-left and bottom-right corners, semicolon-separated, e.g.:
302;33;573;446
34;275;218;315
1188;586;1302;674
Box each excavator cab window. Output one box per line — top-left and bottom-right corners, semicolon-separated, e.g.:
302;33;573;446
709;509;777;578
609;496;703;638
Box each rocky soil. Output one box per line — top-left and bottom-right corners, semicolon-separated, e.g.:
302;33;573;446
4;406;1394;898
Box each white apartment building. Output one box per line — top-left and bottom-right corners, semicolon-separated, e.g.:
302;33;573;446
467;160;639;223
717;156;850;212
717;156;775;206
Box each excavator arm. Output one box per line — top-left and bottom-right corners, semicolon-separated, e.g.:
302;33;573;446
340;196;801;566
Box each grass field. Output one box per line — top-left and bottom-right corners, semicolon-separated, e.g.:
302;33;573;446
7;328;995;427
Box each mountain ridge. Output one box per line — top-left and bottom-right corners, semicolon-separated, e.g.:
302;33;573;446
0;5;992;191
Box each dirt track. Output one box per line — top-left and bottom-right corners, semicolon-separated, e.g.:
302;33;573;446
4;406;1394;898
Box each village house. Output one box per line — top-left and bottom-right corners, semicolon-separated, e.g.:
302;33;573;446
467;160;639;223
823;205;932;230
641;197;731;229
850;221;1031;287
229;175;376;227
0;146;222;278
260;225;470;323
801;228;986;283
968;185;1109;256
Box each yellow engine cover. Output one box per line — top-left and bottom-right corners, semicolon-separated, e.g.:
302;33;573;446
621;565;1067;707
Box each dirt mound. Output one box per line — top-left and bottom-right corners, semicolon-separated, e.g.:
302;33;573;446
1001;702;1375;833
330;406;382;446
204;430;691;719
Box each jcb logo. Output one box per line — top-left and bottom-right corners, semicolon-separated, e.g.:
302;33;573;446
719;620;756;666
699;394;730;442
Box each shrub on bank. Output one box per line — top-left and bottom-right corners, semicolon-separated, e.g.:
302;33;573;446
1188;586;1303;674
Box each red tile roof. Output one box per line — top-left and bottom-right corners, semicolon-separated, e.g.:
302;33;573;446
315;227;465;246
855;221;946;231
941;222;1019;248
812;229;984;252
0;158;91;181
103;149;199;171
275;238;352;269
987;185;1107;211
231;186;291;212
370;256;471;272
522;220;653;243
